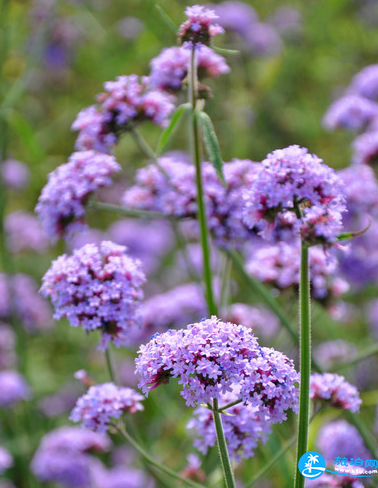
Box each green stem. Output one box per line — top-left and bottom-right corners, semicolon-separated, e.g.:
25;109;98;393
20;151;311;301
105;346;117;384
189;47;217;316
130;127;171;179
212;399;236;488
218;398;243;412
245;434;296;488
294;243;311;488
114;424;207;488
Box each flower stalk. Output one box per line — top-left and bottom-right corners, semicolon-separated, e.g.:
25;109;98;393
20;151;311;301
294;242;311;488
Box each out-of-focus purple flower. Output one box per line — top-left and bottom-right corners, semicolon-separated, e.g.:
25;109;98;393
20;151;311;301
1;159;30;190
243;145;346;246
0;323;16;370
210;1;258;37
0;447;13;474
310;373;362;412
0;273;52;332
116;17;144;40
93;465;155;488
187;385;272;461
70;383;144;433
123;157;258;248
179;454;206;483
108;219;173;275
243;23;283;56
134;283;207;343
316;420;370;462
314;340;357;370
338;165;378;222
350;64;378;100
41;241;146;350
268;7;302;38
36;151;120;242
366;299;378;339
323;95;378;131
245;242;349;301
68;228;106;251
31;426;110;488
73;76;175;152
223;303;279;340
136;316;299;415
352;130;378;165
178;5;224;47
149;45;229;92
0;370;30;408
5;211;50;253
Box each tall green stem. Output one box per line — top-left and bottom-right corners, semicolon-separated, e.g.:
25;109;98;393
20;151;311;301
212;399;236;488
105;347;117;384
189;47;216;316
294;243;311;488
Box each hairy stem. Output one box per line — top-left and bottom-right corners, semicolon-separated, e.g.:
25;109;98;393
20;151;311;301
189;47;217;316
212;399;236;488
105;347;117;384
294;243;311;488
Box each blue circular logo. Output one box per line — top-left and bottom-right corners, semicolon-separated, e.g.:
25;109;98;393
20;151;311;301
298;451;326;479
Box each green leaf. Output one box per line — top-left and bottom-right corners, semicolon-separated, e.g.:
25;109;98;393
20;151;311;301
156;103;191;155
197;111;225;185
212;46;240;56
155;5;178;34
6;110;44;163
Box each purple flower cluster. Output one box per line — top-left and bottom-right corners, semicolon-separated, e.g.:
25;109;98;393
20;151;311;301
0;370;30;408
0;274;52;332
5;211;50;253
41;241;146;350
243;145;346;246
187;386;271;461
245;242;349;302
136;316;299;419
123;157;259;248
0;447;13;474
73;76;174;152
310;373;362;412
0;323;16;370
223;303;279;340
1;159;30;190
70;383;144;433
316;420;370;462
178;5;224;47
36;151;120;241
324;64;378;165
150;45;229;92
31;427;110;488
94;466;155;488
306;474;364;488
314;340;357;370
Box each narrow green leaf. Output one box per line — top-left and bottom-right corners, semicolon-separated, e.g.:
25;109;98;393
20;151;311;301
212;46;240;56
6;110;44;163
155;5;178;34
337;220;371;242
156;103;191;155
197;111;225;185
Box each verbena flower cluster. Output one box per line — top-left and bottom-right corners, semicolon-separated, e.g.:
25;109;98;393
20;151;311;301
150;45;229;92
243;145;347;246
70;383;144;433
178;5;224;47
31;427;110;488
136;317;300;419
0;274;52;332
324;64;378;165
123;157;259;248
73;75;174;152
0;370;30;408
5;211;49;253
187;386;271;461
310;373;362;412
36;151;120;241
41;241;146;350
